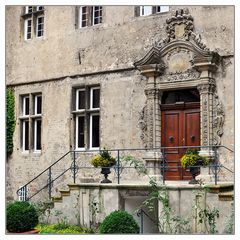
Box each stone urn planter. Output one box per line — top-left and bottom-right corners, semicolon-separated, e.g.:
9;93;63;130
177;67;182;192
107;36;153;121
180;149;209;184
188;165;200;184
90;149;116;184
100;167;112;183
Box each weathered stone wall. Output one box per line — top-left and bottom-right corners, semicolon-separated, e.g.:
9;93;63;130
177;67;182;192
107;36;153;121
6;6;234;200
48;183;233;234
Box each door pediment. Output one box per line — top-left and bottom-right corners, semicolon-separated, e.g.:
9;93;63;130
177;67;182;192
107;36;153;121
134;8;220;78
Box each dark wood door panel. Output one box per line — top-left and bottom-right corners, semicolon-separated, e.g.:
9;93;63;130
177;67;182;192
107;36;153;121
161;106;200;180
184;110;200;147
162;111;181;154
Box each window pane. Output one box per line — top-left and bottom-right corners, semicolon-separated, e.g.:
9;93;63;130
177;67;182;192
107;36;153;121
36;96;42;114
23;120;29;151
37;16;44;37
35;120;41;150
77;90;85;110
77;116;85;148
80;6;88;28
37;120;41;150
27;6;33;13
93;6;102;25
91;115;99;148
25;19;32;39
24;96;29;115
141;6;152;16
160;6;169;12
37;6;44;11
92;88;100;108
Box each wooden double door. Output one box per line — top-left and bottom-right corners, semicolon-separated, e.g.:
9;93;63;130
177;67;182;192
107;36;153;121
161;103;200;180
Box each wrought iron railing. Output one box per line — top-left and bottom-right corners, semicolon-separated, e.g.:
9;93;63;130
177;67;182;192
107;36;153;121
16;145;234;202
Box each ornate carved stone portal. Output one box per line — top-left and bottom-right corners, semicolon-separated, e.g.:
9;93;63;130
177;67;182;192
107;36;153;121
134;8;224;180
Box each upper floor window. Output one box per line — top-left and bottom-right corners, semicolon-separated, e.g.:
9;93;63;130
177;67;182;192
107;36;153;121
136;6;169;17
22;6;45;40
78;6;102;28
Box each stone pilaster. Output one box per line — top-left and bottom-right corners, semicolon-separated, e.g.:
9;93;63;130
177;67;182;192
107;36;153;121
138;64;164;181
138;64;162;148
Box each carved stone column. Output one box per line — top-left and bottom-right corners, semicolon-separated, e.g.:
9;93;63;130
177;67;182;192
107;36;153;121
138;64;163;149
197;81;215;153
138;64;164;181
197;80;216;183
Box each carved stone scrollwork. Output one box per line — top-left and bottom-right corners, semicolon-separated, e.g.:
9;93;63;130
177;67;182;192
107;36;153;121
213;94;225;145
201;96;209;146
153;8;209;51
159;69;201;82
197;83;215;94
139;105;148;148
145;88;158;97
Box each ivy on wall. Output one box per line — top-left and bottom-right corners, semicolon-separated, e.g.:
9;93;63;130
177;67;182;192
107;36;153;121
6;88;15;156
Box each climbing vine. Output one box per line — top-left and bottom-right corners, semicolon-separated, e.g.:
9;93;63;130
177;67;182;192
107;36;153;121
6;88;15;156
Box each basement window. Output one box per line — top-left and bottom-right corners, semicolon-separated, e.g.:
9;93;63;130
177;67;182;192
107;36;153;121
18;186;28;201
73;86;100;150
78;6;102;28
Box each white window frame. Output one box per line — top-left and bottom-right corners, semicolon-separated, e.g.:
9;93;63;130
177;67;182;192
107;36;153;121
33;119;41;153
140;6;152;16
156;6;169;13
24;19;32;40
76;89;85;111
92;6;102;26
90;87;100;110
34;95;42;115
79;6;88;28
75;115;85;151
25;6;33;14
36;6;44;11
22;96;29;116
36;15;44;38
22;120;29;153
89;113;100;150
18;185;28;201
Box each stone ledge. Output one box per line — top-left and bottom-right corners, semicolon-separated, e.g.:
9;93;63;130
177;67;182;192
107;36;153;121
218;191;234;201
52;196;62;203
205;182;234;193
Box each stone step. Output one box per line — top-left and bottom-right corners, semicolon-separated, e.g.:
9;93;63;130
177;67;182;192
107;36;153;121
59;189;70;196
205;183;234;194
218;191;234;201
52;196;62;203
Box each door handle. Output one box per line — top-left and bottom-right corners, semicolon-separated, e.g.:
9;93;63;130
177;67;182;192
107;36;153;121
182;138;185;143
169;136;174;143
191;135;195;142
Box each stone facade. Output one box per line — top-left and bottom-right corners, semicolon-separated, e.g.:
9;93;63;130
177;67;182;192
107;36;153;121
6;6;234;201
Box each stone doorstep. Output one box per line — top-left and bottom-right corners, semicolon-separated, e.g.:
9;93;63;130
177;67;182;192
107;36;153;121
218;191;234;201
205;183;234;194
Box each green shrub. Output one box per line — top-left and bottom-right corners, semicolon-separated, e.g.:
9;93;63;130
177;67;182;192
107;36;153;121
36;223;95;234
7;201;39;232
99;210;139;234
